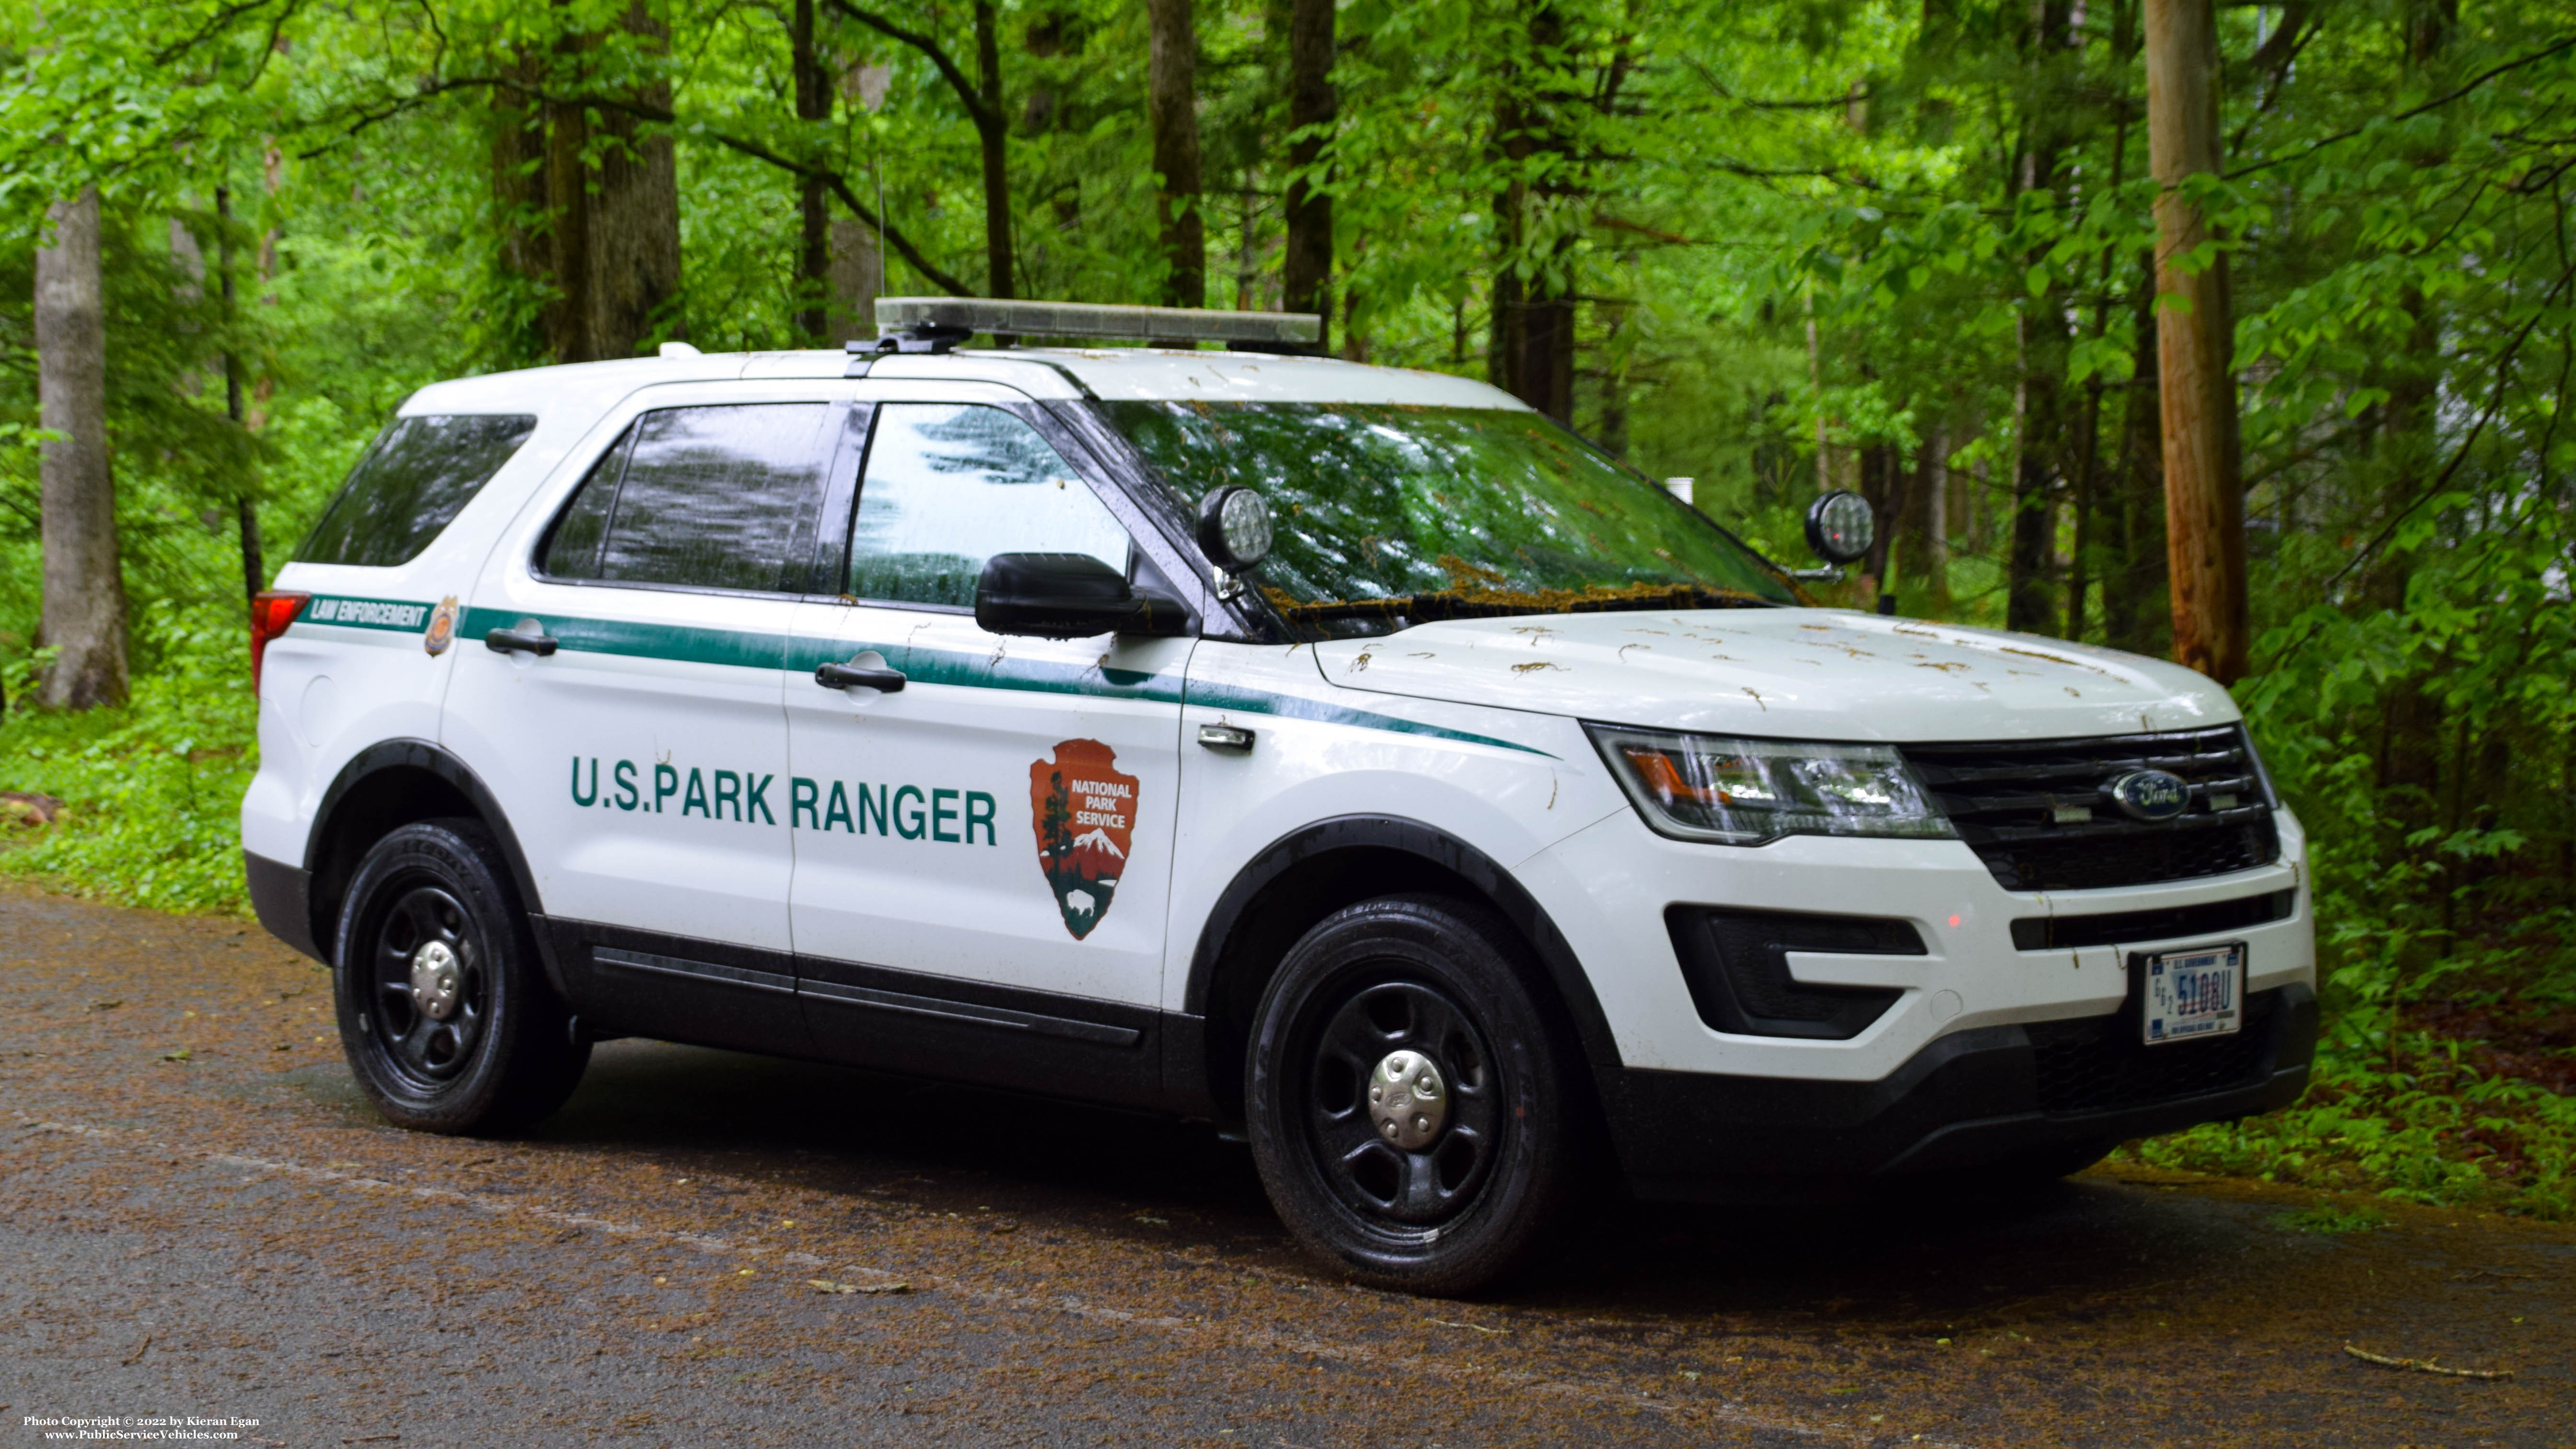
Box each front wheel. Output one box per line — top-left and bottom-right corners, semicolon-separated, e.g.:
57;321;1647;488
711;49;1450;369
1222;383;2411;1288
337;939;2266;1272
332;818;587;1134
1245;895;1584;1296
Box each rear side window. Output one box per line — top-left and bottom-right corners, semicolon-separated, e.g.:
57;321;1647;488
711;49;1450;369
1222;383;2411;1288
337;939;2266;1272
539;404;835;594
299;414;538;568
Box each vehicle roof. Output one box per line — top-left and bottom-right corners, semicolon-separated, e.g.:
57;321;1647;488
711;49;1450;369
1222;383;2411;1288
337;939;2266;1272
398;346;1531;417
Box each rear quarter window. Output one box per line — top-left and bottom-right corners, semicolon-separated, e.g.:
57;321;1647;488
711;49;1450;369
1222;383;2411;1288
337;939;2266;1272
298;414;539;568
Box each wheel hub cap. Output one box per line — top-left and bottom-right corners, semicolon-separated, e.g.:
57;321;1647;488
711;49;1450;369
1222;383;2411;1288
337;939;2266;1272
1367;1050;1448;1150
410;940;463;1022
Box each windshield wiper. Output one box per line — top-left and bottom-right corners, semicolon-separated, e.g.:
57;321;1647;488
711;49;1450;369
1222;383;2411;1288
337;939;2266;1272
1274;584;1781;625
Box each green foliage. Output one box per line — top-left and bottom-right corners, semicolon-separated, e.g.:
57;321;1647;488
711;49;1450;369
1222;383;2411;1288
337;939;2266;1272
2130;1021;2576;1221
2270;1203;2390;1235
0;601;258;916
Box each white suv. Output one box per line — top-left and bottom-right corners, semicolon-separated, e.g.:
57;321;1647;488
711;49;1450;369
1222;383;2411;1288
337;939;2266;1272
243;300;2315;1295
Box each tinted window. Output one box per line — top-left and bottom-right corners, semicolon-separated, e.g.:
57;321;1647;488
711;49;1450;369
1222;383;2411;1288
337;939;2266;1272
541;405;834;594
847;404;1130;608
299;414;537;568
539;431;634;579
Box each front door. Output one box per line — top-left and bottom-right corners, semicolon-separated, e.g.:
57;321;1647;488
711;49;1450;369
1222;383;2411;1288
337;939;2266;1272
783;397;1191;1100
444;391;856;1051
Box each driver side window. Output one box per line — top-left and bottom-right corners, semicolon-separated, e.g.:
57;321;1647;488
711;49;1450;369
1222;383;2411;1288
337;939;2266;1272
846;403;1132;608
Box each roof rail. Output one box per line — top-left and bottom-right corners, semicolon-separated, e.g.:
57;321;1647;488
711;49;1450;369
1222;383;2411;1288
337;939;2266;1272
866;297;1322;351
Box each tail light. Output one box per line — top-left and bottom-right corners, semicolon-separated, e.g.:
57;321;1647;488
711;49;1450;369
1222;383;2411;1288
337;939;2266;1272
249;591;310;695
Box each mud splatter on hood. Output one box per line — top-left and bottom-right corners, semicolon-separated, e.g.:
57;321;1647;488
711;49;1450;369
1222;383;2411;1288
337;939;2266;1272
1309;608;2236;743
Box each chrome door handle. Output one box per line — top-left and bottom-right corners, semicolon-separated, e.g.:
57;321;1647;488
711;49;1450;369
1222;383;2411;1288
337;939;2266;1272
484;627;558;657
815;662;906;692
1197;723;1254;754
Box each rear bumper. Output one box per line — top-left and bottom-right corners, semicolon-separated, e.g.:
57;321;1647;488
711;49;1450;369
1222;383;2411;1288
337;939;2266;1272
1605;982;2317;1201
246;850;323;962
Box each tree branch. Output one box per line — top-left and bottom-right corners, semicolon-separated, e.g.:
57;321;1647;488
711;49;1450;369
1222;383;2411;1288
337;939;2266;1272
2233;34;2576;177
303;76;976;296
820;0;999;135
2259;250;2576;674
150;0;297;66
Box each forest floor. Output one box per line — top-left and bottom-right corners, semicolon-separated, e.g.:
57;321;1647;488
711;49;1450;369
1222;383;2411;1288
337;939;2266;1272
4;883;2570;1448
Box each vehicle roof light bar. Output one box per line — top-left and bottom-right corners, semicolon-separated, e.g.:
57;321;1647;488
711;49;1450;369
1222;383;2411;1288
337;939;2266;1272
871;297;1323;350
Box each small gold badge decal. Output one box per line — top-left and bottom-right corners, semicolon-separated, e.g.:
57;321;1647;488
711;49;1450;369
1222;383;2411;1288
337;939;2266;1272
423;596;459;656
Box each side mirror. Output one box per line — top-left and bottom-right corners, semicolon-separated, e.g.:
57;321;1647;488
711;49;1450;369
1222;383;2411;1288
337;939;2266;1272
1804;490;1875;565
975;553;1192;639
1196;485;1273;573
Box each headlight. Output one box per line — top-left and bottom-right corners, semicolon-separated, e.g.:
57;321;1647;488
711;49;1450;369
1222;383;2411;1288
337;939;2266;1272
1586;724;1957;845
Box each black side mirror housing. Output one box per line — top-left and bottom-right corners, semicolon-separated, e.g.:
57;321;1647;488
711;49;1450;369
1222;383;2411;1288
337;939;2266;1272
975;553;1194;639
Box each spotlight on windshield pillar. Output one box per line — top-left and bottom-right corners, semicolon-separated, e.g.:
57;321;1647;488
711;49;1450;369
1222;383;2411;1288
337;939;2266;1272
1804;490;1874;565
1664;478;1695;508
1197;486;1274;573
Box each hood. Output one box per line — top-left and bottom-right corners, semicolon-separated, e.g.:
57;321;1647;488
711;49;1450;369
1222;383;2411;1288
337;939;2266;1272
1309;608;2237;743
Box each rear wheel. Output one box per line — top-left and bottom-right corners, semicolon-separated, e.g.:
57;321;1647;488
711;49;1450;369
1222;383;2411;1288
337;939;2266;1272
332;818;587;1134
1245;894;1583;1296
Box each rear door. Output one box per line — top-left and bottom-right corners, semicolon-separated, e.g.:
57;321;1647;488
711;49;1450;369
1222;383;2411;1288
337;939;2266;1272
782;391;1192;1102
443;387;859;1051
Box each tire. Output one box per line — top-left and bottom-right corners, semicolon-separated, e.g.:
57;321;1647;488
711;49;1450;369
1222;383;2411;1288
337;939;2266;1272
1245;894;1584;1297
331;818;588;1134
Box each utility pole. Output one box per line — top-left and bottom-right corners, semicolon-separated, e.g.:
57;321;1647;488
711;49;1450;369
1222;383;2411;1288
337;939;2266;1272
2144;0;2248;683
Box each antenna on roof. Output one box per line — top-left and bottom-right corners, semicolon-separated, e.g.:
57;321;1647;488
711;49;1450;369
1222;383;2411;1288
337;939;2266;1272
853;298;1323;361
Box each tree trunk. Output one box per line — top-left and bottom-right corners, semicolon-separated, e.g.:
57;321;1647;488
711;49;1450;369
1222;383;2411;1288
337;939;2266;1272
2100;256;2165;653
1146;0;1204;307
545;4;685;362
35;188;128;711
2144;0;2247;683
490;50;553;360
1489;0;1574;421
973;1;1015;302
2010;303;2069;634
1901;419;1950;614
1280;0;1335;345
214;186;264;599
1861;442;1903;604
793;0;832;343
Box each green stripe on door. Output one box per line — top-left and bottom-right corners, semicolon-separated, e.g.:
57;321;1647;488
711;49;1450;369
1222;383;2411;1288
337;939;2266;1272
461;607;783;670
459;605;1552;758
1183;682;1554;758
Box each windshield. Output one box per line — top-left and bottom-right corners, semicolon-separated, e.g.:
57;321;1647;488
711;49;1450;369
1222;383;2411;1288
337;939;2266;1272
1101;401;1797;635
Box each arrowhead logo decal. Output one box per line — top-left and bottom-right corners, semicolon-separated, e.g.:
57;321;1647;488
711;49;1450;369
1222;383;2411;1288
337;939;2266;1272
1030;739;1136;940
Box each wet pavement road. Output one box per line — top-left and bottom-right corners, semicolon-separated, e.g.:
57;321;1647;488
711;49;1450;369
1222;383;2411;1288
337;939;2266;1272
4;885;2570;1448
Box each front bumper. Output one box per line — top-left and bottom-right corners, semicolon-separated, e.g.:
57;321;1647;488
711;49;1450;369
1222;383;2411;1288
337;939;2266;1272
1606;982;2317;1200
1514;801;2320;1197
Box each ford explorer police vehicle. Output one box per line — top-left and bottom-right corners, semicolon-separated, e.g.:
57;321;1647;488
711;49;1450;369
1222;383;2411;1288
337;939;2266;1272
243;297;2315;1295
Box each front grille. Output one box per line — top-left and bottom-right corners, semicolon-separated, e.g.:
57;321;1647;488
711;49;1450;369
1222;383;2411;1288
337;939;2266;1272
2027;989;2283;1115
1904;726;2280;892
1664;907;1921;1040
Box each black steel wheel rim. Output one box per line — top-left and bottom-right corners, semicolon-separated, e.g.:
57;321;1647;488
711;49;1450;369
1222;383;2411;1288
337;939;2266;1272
1296;976;1503;1230
361;882;488;1090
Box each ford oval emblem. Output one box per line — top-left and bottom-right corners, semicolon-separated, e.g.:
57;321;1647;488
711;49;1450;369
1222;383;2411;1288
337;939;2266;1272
2107;769;2191;822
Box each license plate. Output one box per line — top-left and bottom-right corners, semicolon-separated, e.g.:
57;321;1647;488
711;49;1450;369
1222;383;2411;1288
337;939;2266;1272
2143;943;2244;1045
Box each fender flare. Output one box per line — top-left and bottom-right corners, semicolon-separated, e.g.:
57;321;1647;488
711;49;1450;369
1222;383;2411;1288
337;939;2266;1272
1182;814;1624;1080
306;740;559;990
